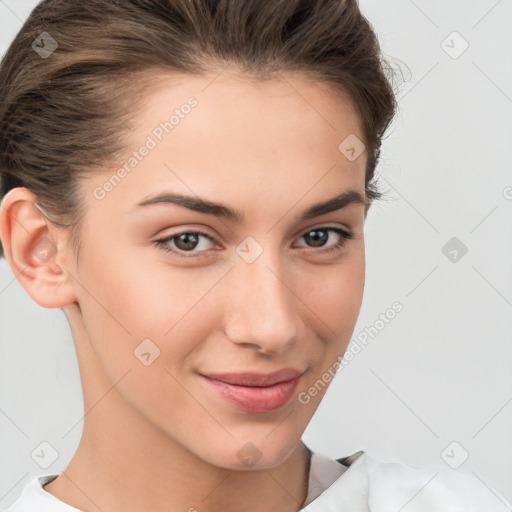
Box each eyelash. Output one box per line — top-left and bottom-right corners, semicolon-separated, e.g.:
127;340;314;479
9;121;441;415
153;226;354;259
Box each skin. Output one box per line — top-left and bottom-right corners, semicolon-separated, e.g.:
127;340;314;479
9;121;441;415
0;68;369;512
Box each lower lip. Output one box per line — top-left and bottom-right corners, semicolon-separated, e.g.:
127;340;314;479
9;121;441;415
200;375;301;413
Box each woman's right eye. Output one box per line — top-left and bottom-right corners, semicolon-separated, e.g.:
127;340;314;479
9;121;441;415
153;231;216;259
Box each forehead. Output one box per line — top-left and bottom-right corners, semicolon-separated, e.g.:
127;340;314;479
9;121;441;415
87;69;366;217
134;69;364;148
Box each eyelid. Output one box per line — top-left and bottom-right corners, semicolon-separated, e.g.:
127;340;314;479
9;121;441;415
155;222;351;246
293;220;353;238
154;225;218;244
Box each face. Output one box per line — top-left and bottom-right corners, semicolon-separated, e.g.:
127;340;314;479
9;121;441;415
69;69;368;470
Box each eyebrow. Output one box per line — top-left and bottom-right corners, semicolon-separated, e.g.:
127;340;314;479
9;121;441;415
135;189;366;223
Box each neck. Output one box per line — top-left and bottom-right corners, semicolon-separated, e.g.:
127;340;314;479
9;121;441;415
46;418;311;512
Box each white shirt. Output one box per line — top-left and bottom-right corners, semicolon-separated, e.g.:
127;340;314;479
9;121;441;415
3;450;511;511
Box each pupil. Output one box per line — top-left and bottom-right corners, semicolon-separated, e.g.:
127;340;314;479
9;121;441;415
306;230;327;247
176;233;199;251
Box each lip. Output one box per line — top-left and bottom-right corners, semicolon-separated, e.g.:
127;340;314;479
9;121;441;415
199;368;304;413
202;368;304;387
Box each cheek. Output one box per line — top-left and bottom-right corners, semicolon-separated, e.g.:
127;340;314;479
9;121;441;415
301;251;365;333
293;256;364;411
296;248;365;397
73;247;210;426
76;244;225;369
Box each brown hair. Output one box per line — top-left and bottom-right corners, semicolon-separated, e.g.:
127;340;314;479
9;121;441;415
0;0;399;261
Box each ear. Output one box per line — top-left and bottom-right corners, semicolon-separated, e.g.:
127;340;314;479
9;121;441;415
0;187;77;309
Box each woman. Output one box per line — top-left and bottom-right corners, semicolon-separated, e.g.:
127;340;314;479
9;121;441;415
0;0;510;511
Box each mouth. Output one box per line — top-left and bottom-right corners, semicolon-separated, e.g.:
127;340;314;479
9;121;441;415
199;368;304;413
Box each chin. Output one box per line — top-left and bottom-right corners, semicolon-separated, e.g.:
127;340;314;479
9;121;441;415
193;431;302;471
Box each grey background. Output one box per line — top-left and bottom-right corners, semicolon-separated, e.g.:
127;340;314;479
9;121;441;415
1;0;511;508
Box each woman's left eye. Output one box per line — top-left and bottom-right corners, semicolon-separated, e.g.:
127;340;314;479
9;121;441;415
293;227;354;254
153;226;354;259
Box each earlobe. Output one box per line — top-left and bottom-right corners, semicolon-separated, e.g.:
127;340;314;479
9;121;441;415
0;187;76;309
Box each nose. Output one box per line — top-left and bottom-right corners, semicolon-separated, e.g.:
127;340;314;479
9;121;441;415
223;250;299;355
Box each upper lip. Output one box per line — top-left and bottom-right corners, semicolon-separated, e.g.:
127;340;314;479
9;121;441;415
201;368;304;387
